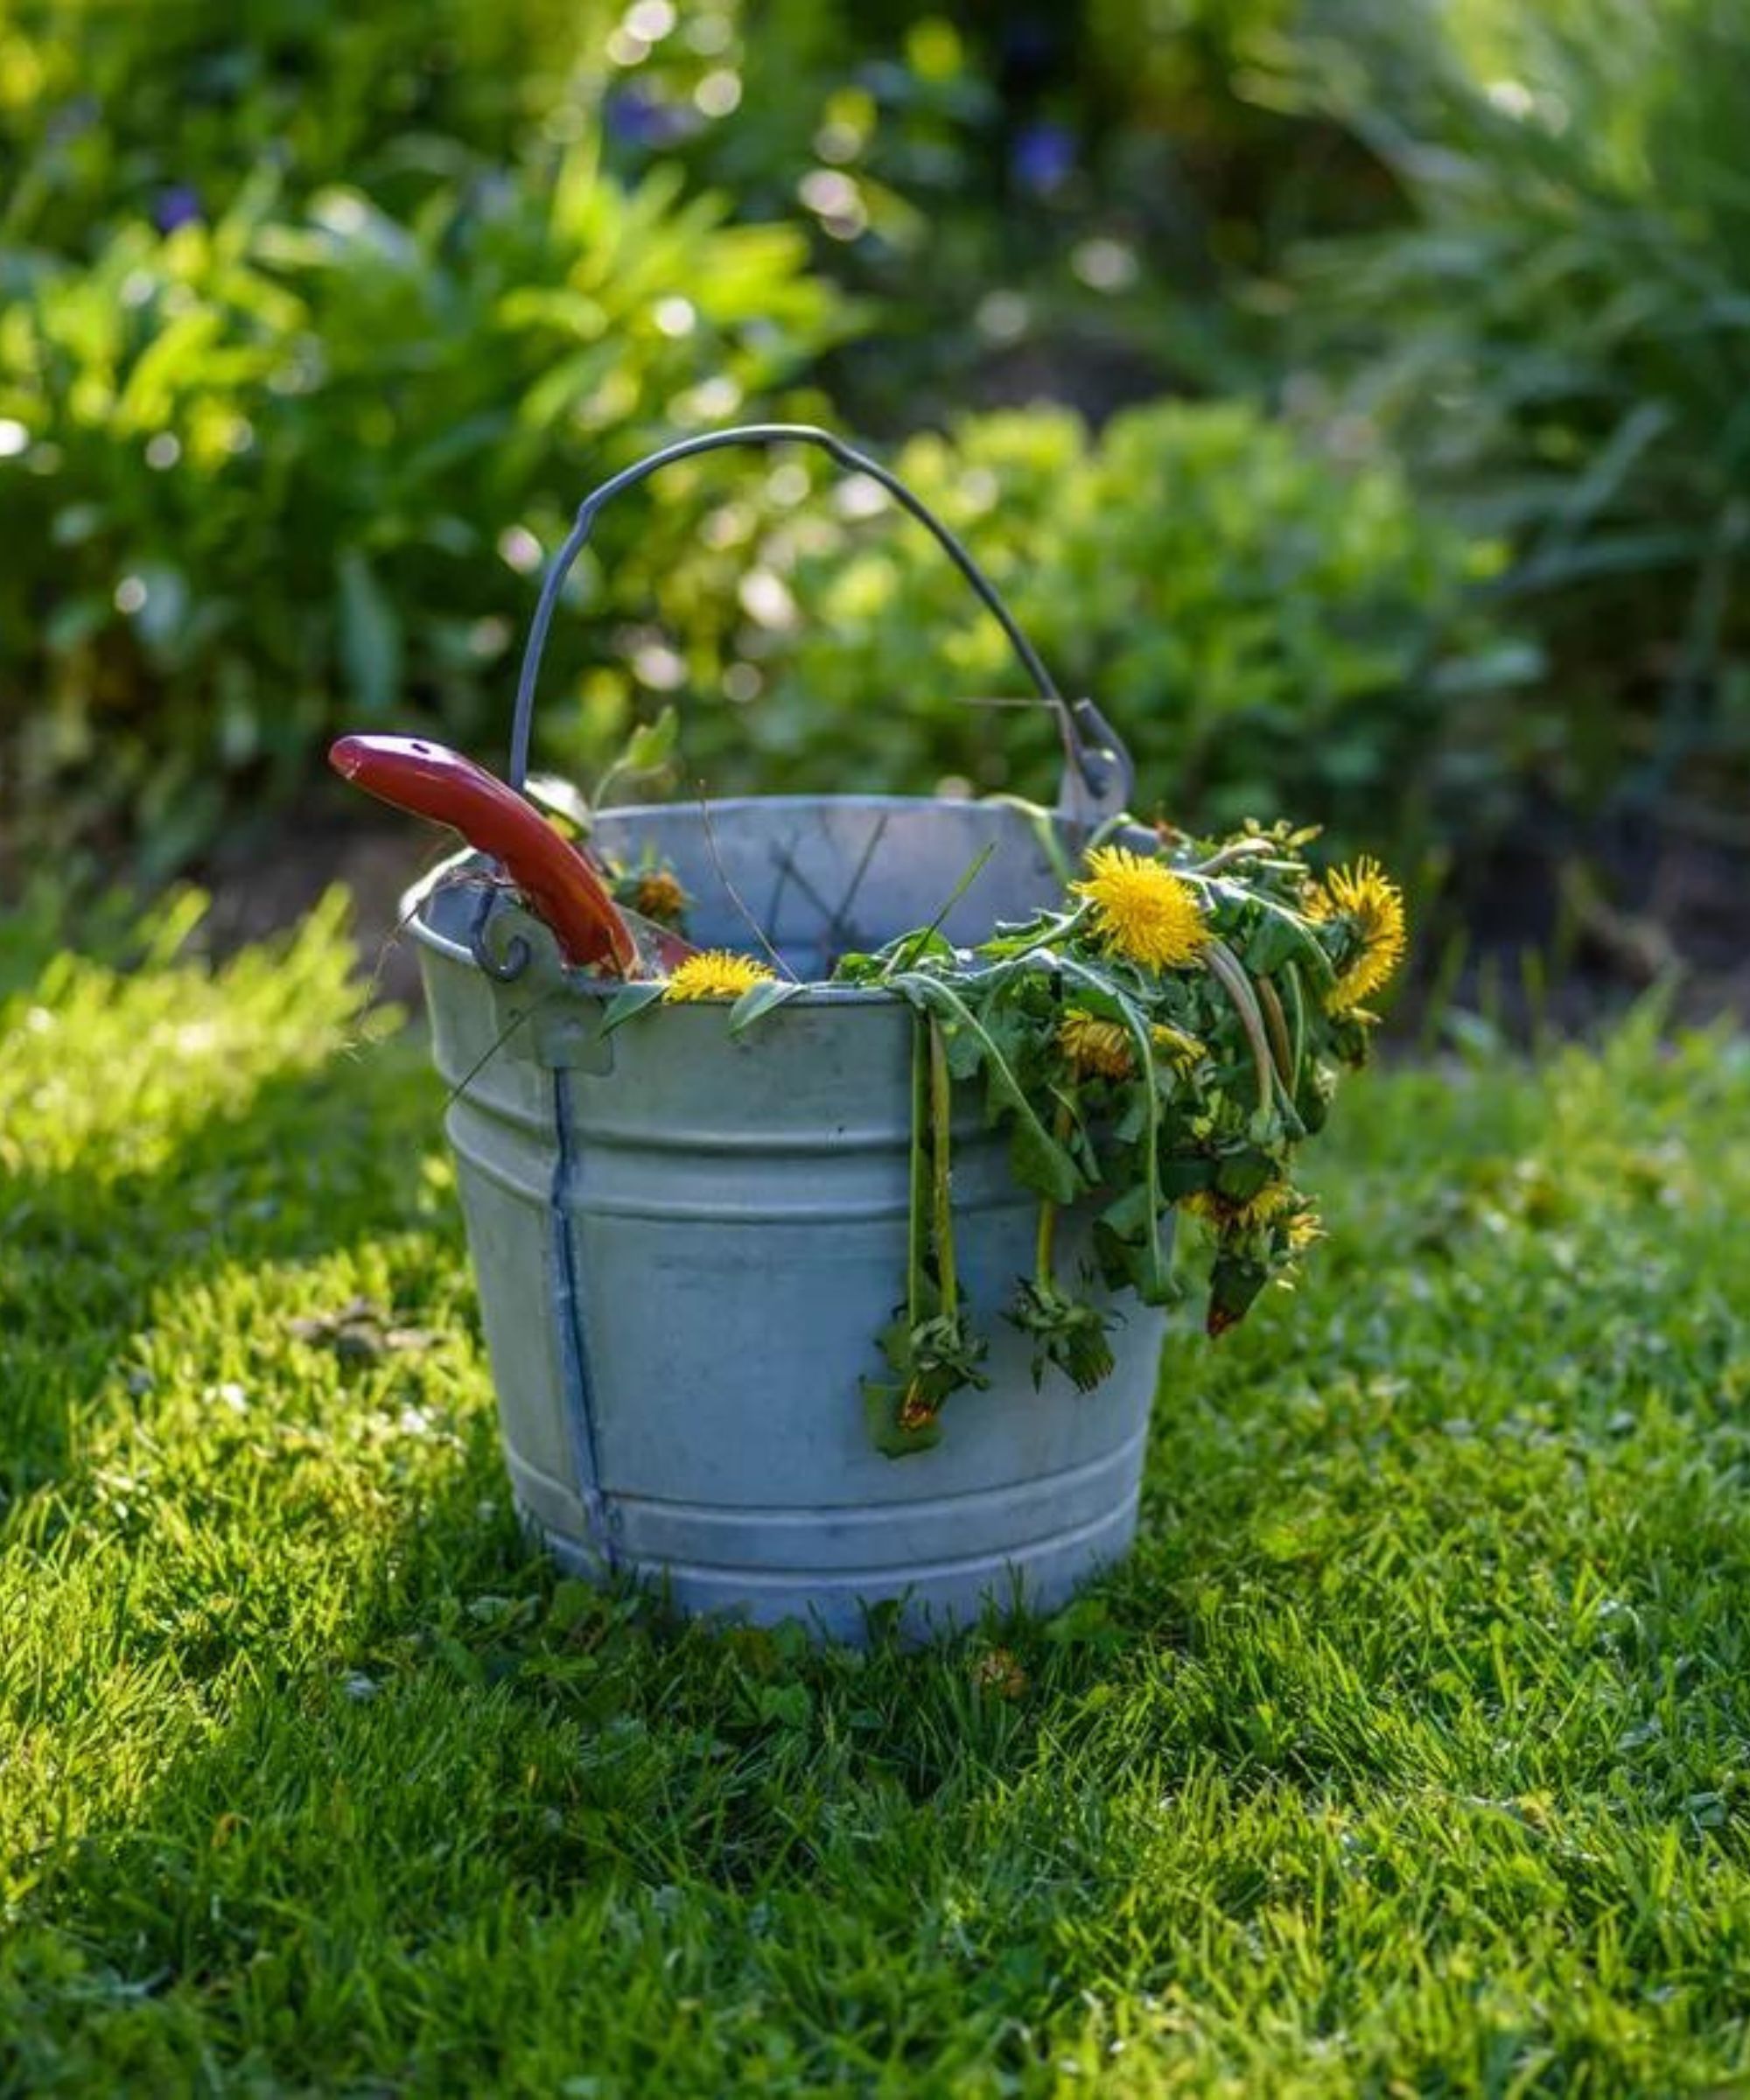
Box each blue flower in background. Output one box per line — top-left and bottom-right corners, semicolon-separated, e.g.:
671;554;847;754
605;88;695;150
1012;122;1075;197
154;185;203;233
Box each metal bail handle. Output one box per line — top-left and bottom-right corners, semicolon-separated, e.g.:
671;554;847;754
508;423;1135;816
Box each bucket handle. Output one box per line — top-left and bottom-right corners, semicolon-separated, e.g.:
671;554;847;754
508;423;1133;814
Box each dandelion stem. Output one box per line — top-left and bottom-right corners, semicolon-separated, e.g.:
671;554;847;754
1035;1200;1057;1289
1206;940;1277;1123
928;1018;957;1319
1252;971;1306;1131
1034;1101;1074;1289
1255;973;1296;1088
906;1016;930;1327
1284;960;1306;1083
1183;837;1276;877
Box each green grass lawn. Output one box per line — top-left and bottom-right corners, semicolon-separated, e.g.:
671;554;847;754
4;896;1750;2095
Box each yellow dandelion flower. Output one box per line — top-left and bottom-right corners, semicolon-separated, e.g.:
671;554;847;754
662;950;776;1003
1286;1207;1324;1254
1058;1009;1135;1081
632;869;688;925
1150;1022;1207;1071
1309;857;1407;1012
1180;1180;1294;1234
1071;845;1209;971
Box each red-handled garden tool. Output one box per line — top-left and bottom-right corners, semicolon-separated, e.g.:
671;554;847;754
329;734;696;976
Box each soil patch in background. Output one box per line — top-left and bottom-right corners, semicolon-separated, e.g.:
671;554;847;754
200;799;441;1010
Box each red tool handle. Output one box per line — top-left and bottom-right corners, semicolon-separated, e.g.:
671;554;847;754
329;734;644;973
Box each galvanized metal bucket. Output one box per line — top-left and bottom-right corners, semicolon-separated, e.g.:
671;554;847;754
406;425;1168;1641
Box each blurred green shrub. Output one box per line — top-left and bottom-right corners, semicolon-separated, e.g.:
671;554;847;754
583;400;1528;845
0;0;619;246
0;0;1586;881
0;150;841;868
1278;0;1750;816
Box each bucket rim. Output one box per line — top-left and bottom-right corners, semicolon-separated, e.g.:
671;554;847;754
587;789;1053;822
400;791;1077;1005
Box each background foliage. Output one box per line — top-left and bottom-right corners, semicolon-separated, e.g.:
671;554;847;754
2;154;836;870
2;0;1744;936
597;401;1520;849
1281;0;1750;831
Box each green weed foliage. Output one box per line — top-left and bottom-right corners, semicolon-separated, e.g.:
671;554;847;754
4;900;1750;2090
